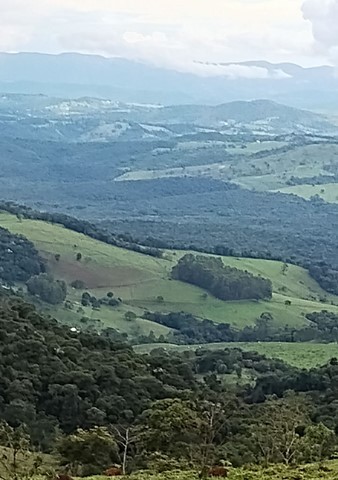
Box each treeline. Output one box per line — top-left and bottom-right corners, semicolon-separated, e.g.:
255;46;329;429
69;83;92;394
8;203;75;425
172;254;272;301
0;202;163;258
2;201;338;296
2;291;338;474
0;226;44;283
142;310;338;345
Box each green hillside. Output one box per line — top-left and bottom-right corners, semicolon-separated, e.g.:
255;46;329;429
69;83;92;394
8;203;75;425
134;341;338;369
276;182;338;203
2;211;338;337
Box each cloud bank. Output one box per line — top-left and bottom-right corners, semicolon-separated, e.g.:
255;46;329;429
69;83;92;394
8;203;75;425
302;0;338;63
0;0;330;76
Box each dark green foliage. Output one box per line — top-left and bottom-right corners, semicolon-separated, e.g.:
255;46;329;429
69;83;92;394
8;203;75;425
70;279;86;289
0;227;44;283
57;427;120;476
172;254;272;301
26;273;67;305
81;291;120;309
143;311;236;344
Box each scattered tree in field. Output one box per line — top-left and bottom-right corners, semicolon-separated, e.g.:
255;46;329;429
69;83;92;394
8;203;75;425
156;296;164;304
281;263;288;275
70;279;86;289
125;311;137;322
76;253;82;261
55;254;61;262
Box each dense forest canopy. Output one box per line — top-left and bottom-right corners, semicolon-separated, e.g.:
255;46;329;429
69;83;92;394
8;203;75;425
172;254;272;301
1;291;338;473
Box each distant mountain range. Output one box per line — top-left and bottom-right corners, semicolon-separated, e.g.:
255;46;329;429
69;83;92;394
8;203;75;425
0;52;338;110
0;94;335;141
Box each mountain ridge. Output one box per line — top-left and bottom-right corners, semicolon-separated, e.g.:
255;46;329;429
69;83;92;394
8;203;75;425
1;52;338;109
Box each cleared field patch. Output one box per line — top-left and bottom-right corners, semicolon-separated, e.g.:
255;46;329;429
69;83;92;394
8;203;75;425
276;183;338;203
134;342;338;369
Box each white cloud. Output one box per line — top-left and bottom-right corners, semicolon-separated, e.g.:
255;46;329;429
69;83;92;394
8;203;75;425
302;0;338;63
0;0;329;74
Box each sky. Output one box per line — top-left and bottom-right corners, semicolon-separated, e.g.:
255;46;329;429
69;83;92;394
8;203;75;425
0;0;337;77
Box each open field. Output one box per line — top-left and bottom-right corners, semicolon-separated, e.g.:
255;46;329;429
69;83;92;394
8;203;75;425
2;211;338;338
134;341;338;369
276;182;338;203
116;143;338;195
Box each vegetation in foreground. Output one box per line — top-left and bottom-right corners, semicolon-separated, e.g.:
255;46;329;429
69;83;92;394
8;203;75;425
2;291;338;478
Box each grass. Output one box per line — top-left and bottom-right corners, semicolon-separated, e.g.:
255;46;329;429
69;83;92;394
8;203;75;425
134;341;338;369
2;211;338;338
80;461;338;480
117;142;338;196
276;183;338;203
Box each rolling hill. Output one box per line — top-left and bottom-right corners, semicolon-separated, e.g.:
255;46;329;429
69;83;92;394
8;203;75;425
2;52;338;111
2;211;338;341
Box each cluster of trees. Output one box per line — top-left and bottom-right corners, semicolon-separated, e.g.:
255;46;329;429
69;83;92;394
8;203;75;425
81;291;120;309
27;273;67;304
142;311;338;345
143;311;236;344
172;254;272;301
0;226;44;283
2;291;338;474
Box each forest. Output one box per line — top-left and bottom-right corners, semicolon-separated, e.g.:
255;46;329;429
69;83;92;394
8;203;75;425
2;290;338;477
171;254;272;301
0;226;44;283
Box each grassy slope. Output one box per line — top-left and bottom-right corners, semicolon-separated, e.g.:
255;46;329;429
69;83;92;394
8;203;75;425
2;211;338;336
116;143;338;195
134;341;338;369
276;183;338;203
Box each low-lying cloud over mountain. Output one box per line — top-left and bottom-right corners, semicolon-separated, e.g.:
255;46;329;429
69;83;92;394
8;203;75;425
0;53;338;110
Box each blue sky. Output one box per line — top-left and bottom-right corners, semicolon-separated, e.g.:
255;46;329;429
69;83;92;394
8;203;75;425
0;0;337;76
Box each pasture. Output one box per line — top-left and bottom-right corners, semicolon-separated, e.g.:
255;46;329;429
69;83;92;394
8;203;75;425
2;212;338;338
134;341;338;369
277;183;338;203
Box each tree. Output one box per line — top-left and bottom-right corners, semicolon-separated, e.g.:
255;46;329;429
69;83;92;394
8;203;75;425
156;296;164;304
251;394;311;466
112;425;142;475
76;253;82;262
281;263;288;275
57;427;119;476
26;274;67;305
70;279;85;290
55;254;61;262
125;311;137;322
0;422;47;480
140;399;202;462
